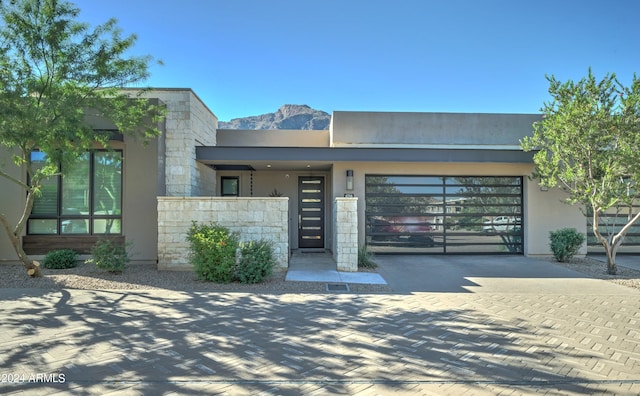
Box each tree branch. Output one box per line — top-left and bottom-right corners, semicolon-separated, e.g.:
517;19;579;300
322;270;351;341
0;167;29;189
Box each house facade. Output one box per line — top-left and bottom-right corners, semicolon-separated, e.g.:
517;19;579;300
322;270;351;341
1;88;624;271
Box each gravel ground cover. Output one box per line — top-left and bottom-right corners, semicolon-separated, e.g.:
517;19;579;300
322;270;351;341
0;256;637;292
0;261;392;293
547;256;640;291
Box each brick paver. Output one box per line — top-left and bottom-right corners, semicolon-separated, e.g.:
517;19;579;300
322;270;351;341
0;284;639;395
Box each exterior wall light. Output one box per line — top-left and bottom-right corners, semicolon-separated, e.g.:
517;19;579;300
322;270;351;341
346;170;354;190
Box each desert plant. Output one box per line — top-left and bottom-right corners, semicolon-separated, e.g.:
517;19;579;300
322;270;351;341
358;244;377;269
549;228;585;262
43;249;78;269
186;222;239;283
86;239;132;273
236;240;275;284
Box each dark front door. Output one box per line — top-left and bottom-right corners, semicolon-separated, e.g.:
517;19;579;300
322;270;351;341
298;176;324;248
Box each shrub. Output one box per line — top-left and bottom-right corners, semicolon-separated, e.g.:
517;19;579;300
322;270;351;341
358;244;377;269
86;238;132;273
236;240;275;284
186;222;239;283
549;228;585;262
43;249;78;269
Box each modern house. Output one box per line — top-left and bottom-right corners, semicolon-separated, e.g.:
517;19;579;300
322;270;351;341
0;88;628;272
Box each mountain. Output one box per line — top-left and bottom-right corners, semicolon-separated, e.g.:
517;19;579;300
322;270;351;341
218;104;331;130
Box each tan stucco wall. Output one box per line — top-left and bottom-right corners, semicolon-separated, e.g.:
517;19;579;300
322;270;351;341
122;136;160;263
524;181;587;256
0;147;23;263
330;111;541;148
216;129;330;147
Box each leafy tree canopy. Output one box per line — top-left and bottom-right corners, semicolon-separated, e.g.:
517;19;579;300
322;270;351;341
521;69;640;274
0;0;165;276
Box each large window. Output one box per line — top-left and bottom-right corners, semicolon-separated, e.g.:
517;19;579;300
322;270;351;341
28;151;123;235
365;175;523;254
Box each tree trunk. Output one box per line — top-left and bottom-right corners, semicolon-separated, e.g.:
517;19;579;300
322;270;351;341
603;242;618;275
0;213;42;277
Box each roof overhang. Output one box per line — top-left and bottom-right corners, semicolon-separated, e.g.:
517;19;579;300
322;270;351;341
196;146;534;171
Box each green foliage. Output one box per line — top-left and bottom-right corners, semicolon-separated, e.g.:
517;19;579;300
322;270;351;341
236;240;275;284
43;249;77;269
521;69;640;210
86;238;131;273
186;222;239;283
549;228;585;262
521;69;640;273
0;0;165;271
358;244;377;269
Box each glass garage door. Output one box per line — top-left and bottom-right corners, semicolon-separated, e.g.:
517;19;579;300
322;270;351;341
365;175;523;254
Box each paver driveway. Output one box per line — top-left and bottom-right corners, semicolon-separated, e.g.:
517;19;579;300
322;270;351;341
1;256;639;395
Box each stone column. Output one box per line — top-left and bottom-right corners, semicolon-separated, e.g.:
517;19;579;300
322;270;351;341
333;197;358;272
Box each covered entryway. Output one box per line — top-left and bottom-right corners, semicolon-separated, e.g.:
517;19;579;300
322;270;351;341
298;176;325;248
365;175;523;254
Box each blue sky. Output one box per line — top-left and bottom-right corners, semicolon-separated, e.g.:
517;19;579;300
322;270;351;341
75;0;640;122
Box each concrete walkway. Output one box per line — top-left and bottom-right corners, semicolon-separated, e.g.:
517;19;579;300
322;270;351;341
1;256;639;395
286;251;386;285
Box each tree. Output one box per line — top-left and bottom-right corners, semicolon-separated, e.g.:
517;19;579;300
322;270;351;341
521;69;640;274
0;0;165;277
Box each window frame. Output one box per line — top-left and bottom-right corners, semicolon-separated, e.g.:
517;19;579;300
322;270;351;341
221;176;240;197
27;150;123;236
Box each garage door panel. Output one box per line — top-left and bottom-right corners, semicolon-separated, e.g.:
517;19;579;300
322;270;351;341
365;175;524;254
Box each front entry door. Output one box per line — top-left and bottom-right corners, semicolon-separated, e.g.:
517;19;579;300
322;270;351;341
298;176;324;248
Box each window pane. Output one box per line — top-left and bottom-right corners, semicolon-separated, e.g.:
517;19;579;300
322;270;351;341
61;219;89;234
62;153;90;215
94;219;121;234
221;177;239;196
93;152;122;216
32;178;59;215
31;152;58;216
28;219;57;234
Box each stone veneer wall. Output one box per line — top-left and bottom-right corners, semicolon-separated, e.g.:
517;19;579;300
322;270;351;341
141;89;217;197
333;197;358;271
158;197;289;270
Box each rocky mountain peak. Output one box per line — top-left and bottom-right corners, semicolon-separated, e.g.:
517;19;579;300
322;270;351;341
218;104;330;130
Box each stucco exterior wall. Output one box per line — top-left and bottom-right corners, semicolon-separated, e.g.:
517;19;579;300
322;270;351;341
0;147;23;263
122;136;160;263
524;180;587;256
330;111;541;148
217;129;329;147
157;197;289;271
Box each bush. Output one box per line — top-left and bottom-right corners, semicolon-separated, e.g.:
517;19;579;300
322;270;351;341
43;249;78;269
358;244;377;269
549;228;585;262
186;222;239;283
86;238;132;273
236;240;275;284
